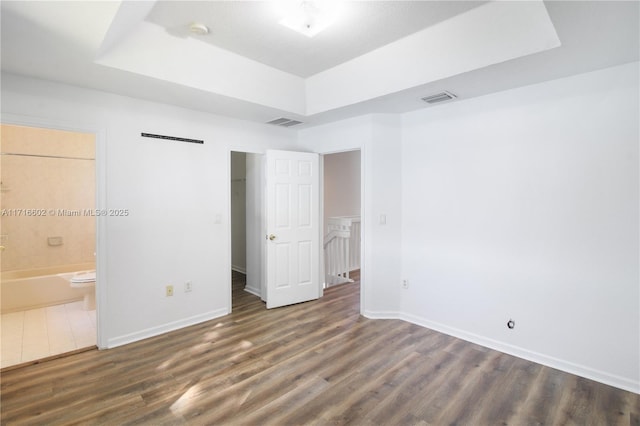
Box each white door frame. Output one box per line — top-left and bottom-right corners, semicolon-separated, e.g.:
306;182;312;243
1;113;108;349
320;148;364;308
227;148;264;311
226;146;365;314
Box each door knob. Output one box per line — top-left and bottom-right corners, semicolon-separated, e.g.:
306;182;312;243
268;234;277;241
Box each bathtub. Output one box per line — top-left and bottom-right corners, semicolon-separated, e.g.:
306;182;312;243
1;263;95;314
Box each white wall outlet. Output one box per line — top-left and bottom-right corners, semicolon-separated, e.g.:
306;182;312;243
402;279;409;289
185;281;192;292
166;285;174;297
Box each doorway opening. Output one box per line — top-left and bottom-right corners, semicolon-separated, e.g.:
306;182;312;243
1;124;97;368
229;149;358;311
322;149;362;298
230;151;264;311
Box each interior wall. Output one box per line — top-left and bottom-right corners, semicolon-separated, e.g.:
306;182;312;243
0;72;298;348
1;125;95;272
230;151;246;273
323;150;361;233
400;62;639;392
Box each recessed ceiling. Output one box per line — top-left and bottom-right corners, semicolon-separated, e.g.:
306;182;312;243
1;1;638;128
144;1;486;77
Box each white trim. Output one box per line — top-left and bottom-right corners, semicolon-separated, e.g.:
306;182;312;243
226;149;233;314
360;144;368;316
362;310;401;320
232;265;247;274
107;308;228;348
400;312;640;395
0;113;109;349
243;286;261;297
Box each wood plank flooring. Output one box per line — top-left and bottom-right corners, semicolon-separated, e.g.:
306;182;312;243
1;271;638;425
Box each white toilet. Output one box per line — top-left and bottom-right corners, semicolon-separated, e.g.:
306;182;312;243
70;270;96;310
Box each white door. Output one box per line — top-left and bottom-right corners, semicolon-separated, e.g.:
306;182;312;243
265;150;320;309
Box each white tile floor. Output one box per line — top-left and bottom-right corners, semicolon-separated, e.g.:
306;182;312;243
1;301;96;368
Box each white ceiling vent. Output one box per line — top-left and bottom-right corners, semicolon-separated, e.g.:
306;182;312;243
421;91;457;104
266;118;303;127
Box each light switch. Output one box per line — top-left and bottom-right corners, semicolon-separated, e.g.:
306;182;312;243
214;214;222;224
379;214;387;225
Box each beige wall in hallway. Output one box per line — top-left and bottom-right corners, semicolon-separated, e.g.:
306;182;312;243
323;150;361;234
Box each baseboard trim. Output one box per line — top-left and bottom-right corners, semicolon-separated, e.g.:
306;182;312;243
232;265;247;274
399;312;640;395
244;285;261;297
361;309;401;319
106;308;228;349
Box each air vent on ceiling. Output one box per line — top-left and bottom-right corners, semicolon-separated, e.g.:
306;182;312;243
421;91;457;104
267;117;303;127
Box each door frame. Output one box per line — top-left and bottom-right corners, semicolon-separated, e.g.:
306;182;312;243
226;146;365;314
227;147;264;312
1;113;108;349
320;148;363;300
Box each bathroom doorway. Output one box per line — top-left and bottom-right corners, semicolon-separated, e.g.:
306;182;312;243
0;124;98;368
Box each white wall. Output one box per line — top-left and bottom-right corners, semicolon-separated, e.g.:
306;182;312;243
323;150;361;233
1;73;297;348
400;62;639;393
230;151;246;273
365;115;403;316
3;60;638;394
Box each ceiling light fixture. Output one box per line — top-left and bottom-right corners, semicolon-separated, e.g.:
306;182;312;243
189;23;209;36
277;0;341;38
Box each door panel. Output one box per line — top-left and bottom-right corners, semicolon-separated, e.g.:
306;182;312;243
266;150;320;309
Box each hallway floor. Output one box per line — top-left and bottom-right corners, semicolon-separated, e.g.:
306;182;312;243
1;301;96;368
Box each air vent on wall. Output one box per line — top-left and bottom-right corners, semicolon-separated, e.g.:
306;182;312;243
266;117;303;127
421;91;457;104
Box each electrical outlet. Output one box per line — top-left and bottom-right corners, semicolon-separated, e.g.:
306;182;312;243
166;285;174;297
185;281;192;292
402;279;409;289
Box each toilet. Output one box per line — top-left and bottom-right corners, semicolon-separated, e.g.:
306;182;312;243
70;270;96;310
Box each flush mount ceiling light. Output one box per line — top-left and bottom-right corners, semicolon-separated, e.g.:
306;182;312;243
277;0;342;37
189;22;209;36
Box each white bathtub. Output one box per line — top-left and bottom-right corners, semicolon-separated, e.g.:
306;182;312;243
1;263;95;314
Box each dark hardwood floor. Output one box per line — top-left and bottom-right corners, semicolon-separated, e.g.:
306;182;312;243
1;271;638;425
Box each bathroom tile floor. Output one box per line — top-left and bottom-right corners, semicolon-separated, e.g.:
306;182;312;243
0;301;96;368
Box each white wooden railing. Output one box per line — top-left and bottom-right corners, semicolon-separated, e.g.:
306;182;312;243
324;216;360;286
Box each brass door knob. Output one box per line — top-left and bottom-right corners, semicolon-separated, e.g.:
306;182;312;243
268;234;277;241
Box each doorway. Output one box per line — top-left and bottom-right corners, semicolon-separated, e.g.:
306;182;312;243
229;148;361;311
1;124;98;368
230;151;264;311
322;149;362;292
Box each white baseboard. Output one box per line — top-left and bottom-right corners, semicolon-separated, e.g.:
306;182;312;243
362;309;401;319
106;308;228;349
232;265;246;274
244;285;261;297
399;312;640;395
